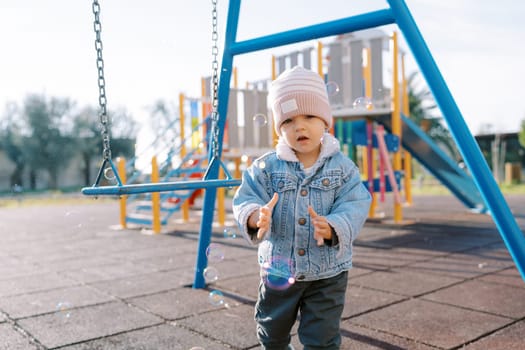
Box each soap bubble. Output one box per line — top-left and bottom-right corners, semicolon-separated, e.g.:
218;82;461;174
223;228;237;239
374;88;391;108
206;243;225;263
64;211;83;231
261;256;295;291
203;266;219;282
56;301;72;320
321;134;338;147
208;290;225;306
326;81;340;96
257;160;266;169
253;113;268;127
352;97;374;110
103;167;116;181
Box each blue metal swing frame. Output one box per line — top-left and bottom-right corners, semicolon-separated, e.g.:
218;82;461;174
81;157;240;196
84;0;525;288
190;0;524;288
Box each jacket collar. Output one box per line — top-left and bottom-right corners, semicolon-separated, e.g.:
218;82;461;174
276;133;341;165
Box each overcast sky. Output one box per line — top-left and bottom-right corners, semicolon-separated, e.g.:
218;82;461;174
1;0;524;140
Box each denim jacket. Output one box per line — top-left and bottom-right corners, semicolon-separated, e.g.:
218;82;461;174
232;133;371;281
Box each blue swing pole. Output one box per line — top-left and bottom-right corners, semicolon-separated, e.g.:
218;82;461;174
386;0;525;281
192;0;241;288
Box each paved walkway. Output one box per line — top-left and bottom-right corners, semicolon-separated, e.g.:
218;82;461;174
0;194;524;349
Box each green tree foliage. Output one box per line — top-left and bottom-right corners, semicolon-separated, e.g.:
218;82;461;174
407;71;460;161
0;94;138;190
82;107;138;186
69;106;138;186
22;94;76;189
72;106;102;186
519;119;525;149
0;102;25;187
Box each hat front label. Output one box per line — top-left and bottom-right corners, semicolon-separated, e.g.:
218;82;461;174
280;99;298;114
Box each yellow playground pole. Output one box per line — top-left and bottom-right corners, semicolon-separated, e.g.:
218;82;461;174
401;53;413;205
271;55;277;80
201;77;207;144
179;93;187;159
217;166;225;226
361;146;369;180
317;41;323;77
271;56;279;145
364;48;372;98
179;93;190;222
151;156;161;234
363;47;378;218
118;157;127;229
391;31;403;223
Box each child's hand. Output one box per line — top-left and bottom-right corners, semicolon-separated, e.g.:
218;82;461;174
249;193;279;240
308;206;331;246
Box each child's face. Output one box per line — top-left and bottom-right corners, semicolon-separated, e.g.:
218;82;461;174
280;114;327;158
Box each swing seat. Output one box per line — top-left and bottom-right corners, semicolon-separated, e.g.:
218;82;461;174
81;178;241;196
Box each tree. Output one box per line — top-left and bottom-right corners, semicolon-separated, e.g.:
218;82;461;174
519;118;525;149
71;106;101;186
1;95;139;191
73;106;139;186
407;71;460;161
22;94;76;189
0;102;26;188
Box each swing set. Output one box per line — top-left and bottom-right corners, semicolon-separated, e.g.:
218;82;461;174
83;0;241;198
83;0;525;288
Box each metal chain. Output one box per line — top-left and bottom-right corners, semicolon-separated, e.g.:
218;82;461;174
210;0;220;159
92;0;112;160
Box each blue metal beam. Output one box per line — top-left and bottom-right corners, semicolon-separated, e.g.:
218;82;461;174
229;9;395;55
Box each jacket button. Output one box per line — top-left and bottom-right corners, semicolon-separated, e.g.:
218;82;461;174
298;248;306;256
298;218;306;225
322;178;330;186
300;189;308;196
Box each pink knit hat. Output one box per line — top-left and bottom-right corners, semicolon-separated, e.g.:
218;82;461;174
269;66;332;136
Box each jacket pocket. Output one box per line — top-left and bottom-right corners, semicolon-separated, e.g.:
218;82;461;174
309;171;343;214
310;171;342;191
271;172;297;193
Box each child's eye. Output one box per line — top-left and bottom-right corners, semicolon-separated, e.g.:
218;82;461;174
282;119;291;124
306;115;316;119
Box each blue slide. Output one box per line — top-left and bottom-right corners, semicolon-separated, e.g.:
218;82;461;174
376;113;487;213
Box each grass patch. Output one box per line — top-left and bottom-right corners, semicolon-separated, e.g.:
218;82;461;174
0;191;116;208
499;183;525;194
1;181;523;208
409;181;525;196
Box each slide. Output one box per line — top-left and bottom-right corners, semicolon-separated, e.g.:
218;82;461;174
375;113;487;213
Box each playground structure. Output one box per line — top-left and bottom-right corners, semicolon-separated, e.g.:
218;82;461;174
113;70;276;230
83;0;525;288
122;27;484;229
200;0;525;287
116;30;404;230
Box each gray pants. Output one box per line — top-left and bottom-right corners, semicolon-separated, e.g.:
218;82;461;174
255;271;348;350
